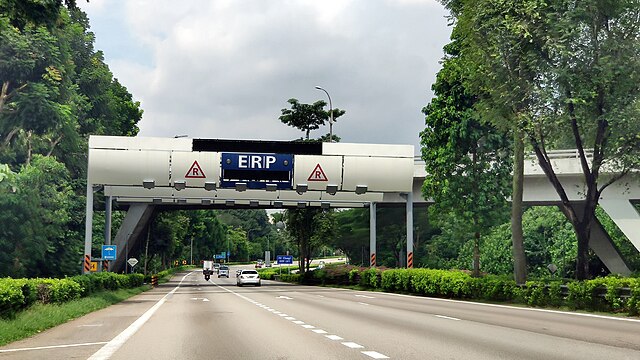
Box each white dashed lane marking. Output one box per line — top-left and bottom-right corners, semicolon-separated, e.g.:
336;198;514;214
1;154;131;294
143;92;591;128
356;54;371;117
362;351;391;359
355;294;375;299
210;280;390;358
325;335;344;341
435;315;460;321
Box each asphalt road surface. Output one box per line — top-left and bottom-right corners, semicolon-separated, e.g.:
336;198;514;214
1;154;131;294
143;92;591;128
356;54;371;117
1;268;639;360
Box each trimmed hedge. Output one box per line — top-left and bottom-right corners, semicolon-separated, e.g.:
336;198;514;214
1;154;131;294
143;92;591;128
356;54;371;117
274;264;640;316
0;273;145;319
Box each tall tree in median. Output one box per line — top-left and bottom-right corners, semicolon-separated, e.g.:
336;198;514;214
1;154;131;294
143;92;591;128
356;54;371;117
421;33;512;277
444;0;640;279
278;98;343;273
279;98;345;140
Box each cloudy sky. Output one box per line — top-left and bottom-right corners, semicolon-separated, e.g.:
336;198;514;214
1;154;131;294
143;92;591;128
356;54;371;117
78;0;452;154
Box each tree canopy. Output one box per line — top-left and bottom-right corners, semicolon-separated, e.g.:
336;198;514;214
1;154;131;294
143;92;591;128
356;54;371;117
438;0;640;279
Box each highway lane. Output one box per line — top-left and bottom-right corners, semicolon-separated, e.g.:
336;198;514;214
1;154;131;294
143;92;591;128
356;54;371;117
1;268;639;359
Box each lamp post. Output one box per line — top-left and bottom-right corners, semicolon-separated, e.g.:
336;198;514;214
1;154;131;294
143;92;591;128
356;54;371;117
315;86;333;142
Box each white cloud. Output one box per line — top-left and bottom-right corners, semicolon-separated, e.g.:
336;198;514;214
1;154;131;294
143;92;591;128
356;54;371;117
80;0;452;153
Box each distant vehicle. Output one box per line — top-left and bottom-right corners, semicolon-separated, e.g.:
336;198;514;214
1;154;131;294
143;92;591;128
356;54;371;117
203;260;214;281
255;260;264;268
214;263;221;273
237;269;261;287
218;265;229;278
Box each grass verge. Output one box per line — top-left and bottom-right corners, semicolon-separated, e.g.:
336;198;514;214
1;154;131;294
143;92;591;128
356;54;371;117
0;285;151;346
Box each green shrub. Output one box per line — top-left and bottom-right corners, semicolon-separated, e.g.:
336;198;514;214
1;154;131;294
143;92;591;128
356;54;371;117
628;279;640;316
348;268;361;284
280;274;301;283
381;270;398;291
48;279;82;303
473;276;516;301
358;267;381;288
0;279;25;318
566;281;590;310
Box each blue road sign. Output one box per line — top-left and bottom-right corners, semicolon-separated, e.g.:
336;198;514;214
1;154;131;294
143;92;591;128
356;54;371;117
277;255;293;264
215;254;225;259
102;245;117;260
220;152;294;190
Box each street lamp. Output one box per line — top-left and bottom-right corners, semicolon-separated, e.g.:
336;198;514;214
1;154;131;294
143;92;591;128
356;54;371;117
315;86;333;143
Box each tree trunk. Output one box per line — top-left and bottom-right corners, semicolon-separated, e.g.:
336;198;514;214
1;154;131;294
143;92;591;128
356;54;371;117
0;80;9;111
511;129;527;284
3;128;20;147
144;226;150;276
26;131;32;165
473;231;480;277
298;241;305;275
575;221;591;280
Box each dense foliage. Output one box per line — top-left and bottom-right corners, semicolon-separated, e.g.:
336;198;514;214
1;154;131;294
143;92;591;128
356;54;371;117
437;0;640;279
0;272;144;318
0;0;143;278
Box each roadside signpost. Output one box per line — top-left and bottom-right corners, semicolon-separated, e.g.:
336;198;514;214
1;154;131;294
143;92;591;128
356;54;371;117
127;258;138;272
102;245;117;260
277;255;293;264
277;255;294;275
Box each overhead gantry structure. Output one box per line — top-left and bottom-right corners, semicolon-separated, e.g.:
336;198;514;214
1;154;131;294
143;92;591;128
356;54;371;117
85;136;640;275
85;135;416;273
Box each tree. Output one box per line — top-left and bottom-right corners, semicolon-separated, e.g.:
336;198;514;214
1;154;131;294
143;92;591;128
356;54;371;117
421;32;512;277
279;98;345;140
443;0;640;279
0;155;75;277
284;208;322;274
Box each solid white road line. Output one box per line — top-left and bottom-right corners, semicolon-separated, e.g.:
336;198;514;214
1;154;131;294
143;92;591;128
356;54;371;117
0;342;108;353
383;291;640;323
362;350;390;359
88;272;193;360
435;315;461;321
342;342;364;349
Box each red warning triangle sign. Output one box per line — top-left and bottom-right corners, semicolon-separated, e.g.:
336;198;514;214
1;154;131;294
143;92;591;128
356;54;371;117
307;163;328;182
185;160;206;178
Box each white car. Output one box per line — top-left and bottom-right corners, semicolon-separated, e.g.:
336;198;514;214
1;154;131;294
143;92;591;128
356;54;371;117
237;269;261;287
218;265;230;278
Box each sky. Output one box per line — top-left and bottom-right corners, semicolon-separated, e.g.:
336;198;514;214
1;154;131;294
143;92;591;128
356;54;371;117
78;0;452;154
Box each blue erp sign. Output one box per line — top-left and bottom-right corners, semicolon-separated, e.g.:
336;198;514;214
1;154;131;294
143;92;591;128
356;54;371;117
220;153;293;190
102;245;117;260
277;255;294;264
